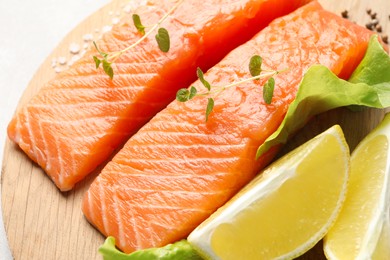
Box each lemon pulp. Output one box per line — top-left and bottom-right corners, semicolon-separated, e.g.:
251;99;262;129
188;125;349;260
324;114;390;260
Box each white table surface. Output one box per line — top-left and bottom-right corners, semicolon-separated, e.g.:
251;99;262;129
0;0;110;258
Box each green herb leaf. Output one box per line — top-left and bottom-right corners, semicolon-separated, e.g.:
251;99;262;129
132;14;146;35
155;27;170;52
189;86;197;100
256;35;390;159
99;236;203;260
249;55;262;77
205;98;214;122
93;56;101;69
176;88;190;102
263;77;275;104
176;86;197;103
196;67;211;91
102;60;114;80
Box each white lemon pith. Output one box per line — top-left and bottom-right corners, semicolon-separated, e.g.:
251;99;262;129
188;125;350;260
324;113;390;260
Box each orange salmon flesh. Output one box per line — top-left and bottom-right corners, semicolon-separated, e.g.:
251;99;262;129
7;0;311;191
82;1;374;253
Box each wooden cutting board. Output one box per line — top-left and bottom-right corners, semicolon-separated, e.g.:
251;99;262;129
1;0;389;259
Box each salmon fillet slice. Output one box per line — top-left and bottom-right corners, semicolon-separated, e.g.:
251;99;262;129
82;1;374;253
7;0;311;191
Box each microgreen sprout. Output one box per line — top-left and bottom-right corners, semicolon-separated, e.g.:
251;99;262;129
263;77;275;104
155;28;170;52
132;14;146;35
249;55;262;77
93;0;183;79
176;55;287;122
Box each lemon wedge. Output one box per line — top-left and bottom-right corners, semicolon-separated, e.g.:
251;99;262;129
188;125;350;260
324;114;390;260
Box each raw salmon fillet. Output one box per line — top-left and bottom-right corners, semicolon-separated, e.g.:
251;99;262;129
7;0;311;191
82;1;374;253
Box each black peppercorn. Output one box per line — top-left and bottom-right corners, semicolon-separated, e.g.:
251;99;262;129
341;10;349;18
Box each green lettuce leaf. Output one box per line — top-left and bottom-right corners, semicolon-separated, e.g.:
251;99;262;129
99;237;203;260
256;35;390;158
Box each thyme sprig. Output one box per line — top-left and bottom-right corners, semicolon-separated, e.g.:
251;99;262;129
93;0;183;79
176;56;287;122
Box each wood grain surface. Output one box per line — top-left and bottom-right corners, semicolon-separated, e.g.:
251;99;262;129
1;0;389;259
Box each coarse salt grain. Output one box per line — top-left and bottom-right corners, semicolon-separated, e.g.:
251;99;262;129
123;4;132;13
83;33;94;42
58;57;67;65
51;58;57;68
102;25;112;33
69;43;80;54
112;18;120;25
123;0;146;13
54;67;62;73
